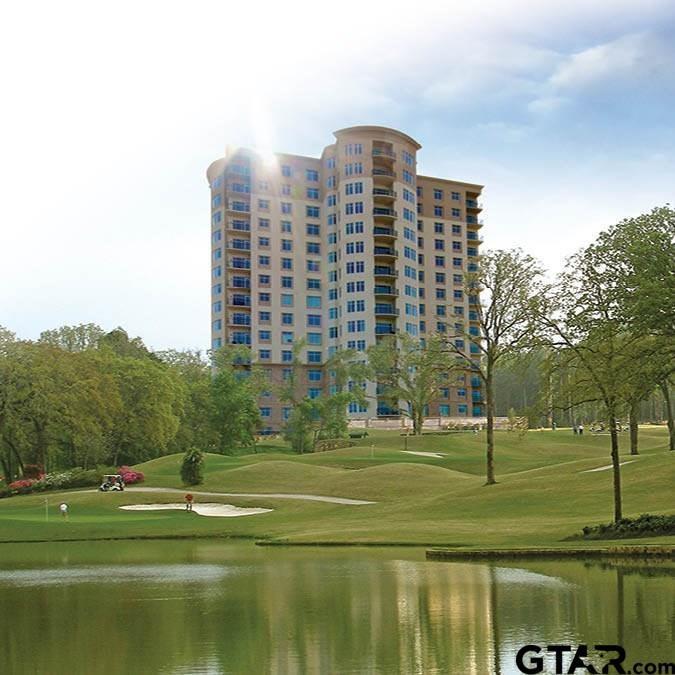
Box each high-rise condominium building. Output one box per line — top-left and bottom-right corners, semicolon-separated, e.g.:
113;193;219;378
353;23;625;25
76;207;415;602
208;126;484;432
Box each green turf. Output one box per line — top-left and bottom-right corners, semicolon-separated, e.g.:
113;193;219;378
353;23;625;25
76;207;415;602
0;427;672;548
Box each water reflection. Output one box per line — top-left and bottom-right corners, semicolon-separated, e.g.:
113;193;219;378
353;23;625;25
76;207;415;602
0;543;672;675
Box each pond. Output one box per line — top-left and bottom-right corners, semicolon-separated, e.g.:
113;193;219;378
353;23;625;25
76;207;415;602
0;542;672;674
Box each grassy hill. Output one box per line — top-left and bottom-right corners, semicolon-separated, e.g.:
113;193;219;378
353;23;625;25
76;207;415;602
0;427;672;548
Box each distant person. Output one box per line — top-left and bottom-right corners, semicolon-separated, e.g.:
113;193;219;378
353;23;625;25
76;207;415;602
552;422;557;431
573;425;578;435
59;503;69;520
578;424;584;436
185;494;194;512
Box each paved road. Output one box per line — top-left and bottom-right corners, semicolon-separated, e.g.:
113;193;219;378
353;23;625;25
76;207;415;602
109;486;375;505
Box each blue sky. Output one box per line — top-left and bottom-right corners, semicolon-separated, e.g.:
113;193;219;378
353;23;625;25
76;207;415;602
1;0;673;350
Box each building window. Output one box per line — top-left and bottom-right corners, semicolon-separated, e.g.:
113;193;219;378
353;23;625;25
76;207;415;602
433;189;443;200
307;351;322;363
281;202;292;214
306;206;320;218
306;169;319;182
281;165;292;177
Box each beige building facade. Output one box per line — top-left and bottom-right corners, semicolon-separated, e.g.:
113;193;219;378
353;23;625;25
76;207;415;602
207;126;484;432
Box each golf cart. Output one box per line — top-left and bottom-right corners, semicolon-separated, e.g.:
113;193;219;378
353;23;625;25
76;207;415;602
99;474;125;492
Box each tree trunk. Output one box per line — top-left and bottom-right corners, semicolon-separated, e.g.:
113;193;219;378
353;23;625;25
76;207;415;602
659;380;674;452
629;399;639;456
485;367;496;485
608;413;623;523
1;454;11;484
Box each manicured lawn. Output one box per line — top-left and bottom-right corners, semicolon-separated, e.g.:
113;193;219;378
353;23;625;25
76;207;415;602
0;427;672;548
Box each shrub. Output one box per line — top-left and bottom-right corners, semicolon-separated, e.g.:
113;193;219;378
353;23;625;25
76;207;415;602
8;478;37;494
118;466;145;485
180;447;204;486
580;514;675;540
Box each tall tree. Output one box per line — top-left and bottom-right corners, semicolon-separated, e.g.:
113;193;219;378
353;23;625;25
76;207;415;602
106;354;183;465
445;249;548;485
210;346;262;454
592;205;674;339
156;349;217;454
540;241;652;522
368;333;458;435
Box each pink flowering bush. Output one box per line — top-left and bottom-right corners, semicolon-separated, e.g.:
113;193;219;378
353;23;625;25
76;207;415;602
8;478;37;494
118;466;145;484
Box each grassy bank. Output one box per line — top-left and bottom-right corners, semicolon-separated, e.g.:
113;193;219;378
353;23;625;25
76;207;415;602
0;427;673;548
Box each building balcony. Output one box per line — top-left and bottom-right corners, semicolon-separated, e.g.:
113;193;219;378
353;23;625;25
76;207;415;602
372;188;396;201
372;168;396;180
374;286;398;297
466;199;483;211
466;216;485;226
372;147;396;160
375;324;397;336
374;247;398;260
467;232;483;243
226;201;250;213
373;226;398;240
228;258;251;270
227;241;251;251
229;295;251;307
374;267;398;278
375;305;399;317
227;220;251;232
373;208;397;220
229;317;252;327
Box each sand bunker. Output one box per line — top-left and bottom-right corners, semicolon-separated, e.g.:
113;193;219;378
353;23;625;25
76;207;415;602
120;503;272;518
401;451;446;458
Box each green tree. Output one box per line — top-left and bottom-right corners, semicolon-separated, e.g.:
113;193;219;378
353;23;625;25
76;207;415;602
180;447;204;486
540;239;657;522
210;346;261;454
106;354;183;465
446;249;548;484
279;343;367;452
157;349;217;454
593;205;675;339
368;333;457;435
38;323;104;352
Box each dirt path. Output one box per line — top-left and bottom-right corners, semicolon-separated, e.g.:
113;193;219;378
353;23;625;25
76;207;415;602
113;487;375;505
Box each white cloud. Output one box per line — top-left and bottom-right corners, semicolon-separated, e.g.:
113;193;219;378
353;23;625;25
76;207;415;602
527;95;568;114
549;33;666;90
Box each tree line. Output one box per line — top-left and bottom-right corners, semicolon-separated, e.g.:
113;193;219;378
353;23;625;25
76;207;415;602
1;206;672;524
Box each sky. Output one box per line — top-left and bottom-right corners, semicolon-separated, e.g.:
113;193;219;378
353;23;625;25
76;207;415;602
1;0;674;351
